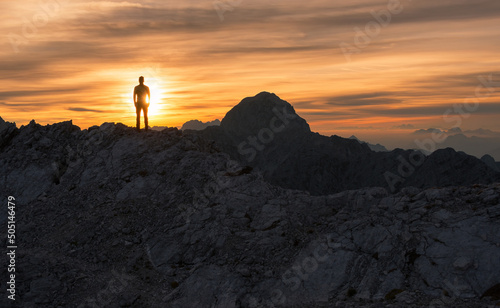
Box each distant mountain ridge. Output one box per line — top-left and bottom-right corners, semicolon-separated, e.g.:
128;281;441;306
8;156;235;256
349;135;388;152
407;130;500;161
370;127;500;160
181;119;221;131
197;92;500;194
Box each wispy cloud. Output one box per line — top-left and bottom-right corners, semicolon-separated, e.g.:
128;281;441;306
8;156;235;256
68;107;105;112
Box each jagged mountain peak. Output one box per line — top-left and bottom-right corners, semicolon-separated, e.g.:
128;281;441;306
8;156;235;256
181;119;221;131
220;92;310;138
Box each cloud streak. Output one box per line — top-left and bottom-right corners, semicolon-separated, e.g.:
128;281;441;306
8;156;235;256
68;107;105;113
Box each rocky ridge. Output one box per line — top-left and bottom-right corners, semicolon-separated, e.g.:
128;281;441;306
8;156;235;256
199;92;500;195
0;116;499;307
181;119;221;131
349;135;388;152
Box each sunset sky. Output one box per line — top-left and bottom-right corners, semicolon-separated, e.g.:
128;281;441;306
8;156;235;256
1;0;500;143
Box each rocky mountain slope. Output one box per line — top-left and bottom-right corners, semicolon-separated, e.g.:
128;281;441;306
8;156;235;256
349;135;388;152
482;154;500;172
181;119;221;131
1;115;500;307
199;92;500;195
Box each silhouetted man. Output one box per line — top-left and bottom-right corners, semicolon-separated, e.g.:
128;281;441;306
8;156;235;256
134;76;150;131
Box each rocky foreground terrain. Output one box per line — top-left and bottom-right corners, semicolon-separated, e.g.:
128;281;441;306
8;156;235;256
1;114;500;307
2;91;500;307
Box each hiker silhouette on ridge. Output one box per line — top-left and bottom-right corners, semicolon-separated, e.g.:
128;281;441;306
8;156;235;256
133;76;150;131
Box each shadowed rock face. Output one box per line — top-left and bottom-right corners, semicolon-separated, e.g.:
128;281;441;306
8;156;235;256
199;92;500;195
482;154;500;172
0;119;499;307
1;94;500;307
220;92;311;139
350;135;388;152
0;117;18;149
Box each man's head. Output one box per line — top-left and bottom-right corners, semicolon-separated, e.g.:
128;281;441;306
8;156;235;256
139;76;144;84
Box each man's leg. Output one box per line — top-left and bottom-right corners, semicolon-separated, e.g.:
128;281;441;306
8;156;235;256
144;107;148;131
136;106;141;131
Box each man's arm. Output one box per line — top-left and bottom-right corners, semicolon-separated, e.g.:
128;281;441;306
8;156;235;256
147;87;151;106
133;87;137;106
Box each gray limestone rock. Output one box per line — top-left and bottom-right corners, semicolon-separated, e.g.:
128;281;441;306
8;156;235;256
1;109;499;307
